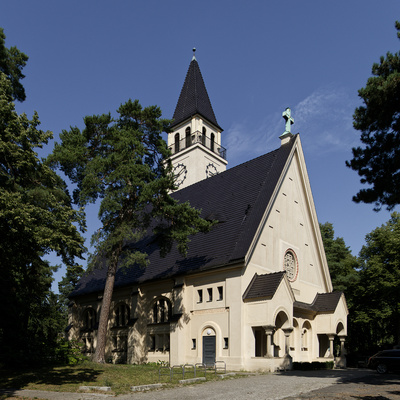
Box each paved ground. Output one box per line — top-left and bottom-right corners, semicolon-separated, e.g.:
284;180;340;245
1;368;399;400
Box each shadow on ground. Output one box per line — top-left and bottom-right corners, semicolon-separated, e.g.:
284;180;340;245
280;368;400;400
0;366;101;388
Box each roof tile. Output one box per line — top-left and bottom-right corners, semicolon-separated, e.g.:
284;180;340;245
70;136;296;298
171;58;221;130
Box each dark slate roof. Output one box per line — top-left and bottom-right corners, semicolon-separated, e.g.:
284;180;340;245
171;57;222;131
70;136;296;298
242;272;286;300
312;291;343;312
294;291;343;314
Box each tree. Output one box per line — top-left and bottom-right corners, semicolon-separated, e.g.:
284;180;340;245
352;212;400;351
0;27;28;102
346;21;400;211
49;99;214;363
0;72;85;365
319;222;362;356
319;222;358;296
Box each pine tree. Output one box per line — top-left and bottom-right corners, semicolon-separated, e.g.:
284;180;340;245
49;99;214;363
347;21;400;211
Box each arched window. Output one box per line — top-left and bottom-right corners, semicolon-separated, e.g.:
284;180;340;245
83;308;96;330
185;127;191;148
174;133;180;154
151;298;172;324
210;132;215;152
302;321;311;351
202;127;206;146
114;303;130;327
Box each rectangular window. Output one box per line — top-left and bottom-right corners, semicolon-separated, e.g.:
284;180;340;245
217;286;223;301
157;334;164;351
224;337;229;349
149;335;155;351
164;334;170;351
197;289;203;303
207;288;213;302
192;338;196;349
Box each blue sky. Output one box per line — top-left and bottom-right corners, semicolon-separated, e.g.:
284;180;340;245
2;1;400;292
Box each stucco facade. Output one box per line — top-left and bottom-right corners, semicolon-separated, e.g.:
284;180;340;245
68;54;348;372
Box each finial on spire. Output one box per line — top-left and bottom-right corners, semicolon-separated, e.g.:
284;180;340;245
192;47;196;61
279;107;294;144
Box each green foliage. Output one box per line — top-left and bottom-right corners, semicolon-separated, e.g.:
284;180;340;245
0;72;85;366
0;27;28;102
55;338;87;365
319;222;359;298
347;21;400;211
351;212;400;352
49;99;212;270
49;98;215;362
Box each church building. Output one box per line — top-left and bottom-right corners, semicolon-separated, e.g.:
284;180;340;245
68;51;348;371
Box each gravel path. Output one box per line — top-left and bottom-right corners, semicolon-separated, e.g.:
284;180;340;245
1;368;399;400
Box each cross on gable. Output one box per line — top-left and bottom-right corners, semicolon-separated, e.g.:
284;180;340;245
282;107;294;134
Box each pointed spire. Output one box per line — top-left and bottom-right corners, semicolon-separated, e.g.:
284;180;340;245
171;50;222;131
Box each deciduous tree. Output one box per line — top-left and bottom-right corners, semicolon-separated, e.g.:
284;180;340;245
346;21;400;211
49;99;214;363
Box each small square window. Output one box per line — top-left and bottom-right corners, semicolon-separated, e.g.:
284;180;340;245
197;289;203;303
224;337;229;349
207;288;213;302
192;338;196;349
217;286;223;301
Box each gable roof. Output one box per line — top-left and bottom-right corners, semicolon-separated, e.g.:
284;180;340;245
294;291;344;314
70;136;297;298
171;57;222;131
242;272;286;300
243;271;343;314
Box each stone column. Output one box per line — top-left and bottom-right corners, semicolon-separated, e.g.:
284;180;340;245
328;334;335;358
339;335;346;356
262;325;275;358
336;335;347;368
283;328;294;357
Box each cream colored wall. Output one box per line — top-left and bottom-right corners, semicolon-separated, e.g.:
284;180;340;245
168;116;227;190
242;278;295;370
181;266;244;369
170;145;227;189
315;297;348;335
245;143;332;305
168;116;221;148
69;136;347;371
238;137;346;368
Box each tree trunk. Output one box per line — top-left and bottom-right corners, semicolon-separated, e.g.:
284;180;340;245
93;261;118;363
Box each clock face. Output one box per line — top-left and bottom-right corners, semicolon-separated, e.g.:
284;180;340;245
283;250;298;282
173;163;187;187
206;163;218;178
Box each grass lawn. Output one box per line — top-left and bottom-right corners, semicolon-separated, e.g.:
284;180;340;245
0;361;229;397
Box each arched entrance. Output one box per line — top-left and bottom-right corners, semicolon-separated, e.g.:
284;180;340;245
273;310;291;358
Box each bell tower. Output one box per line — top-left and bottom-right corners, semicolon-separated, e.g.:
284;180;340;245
168;49;228;190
